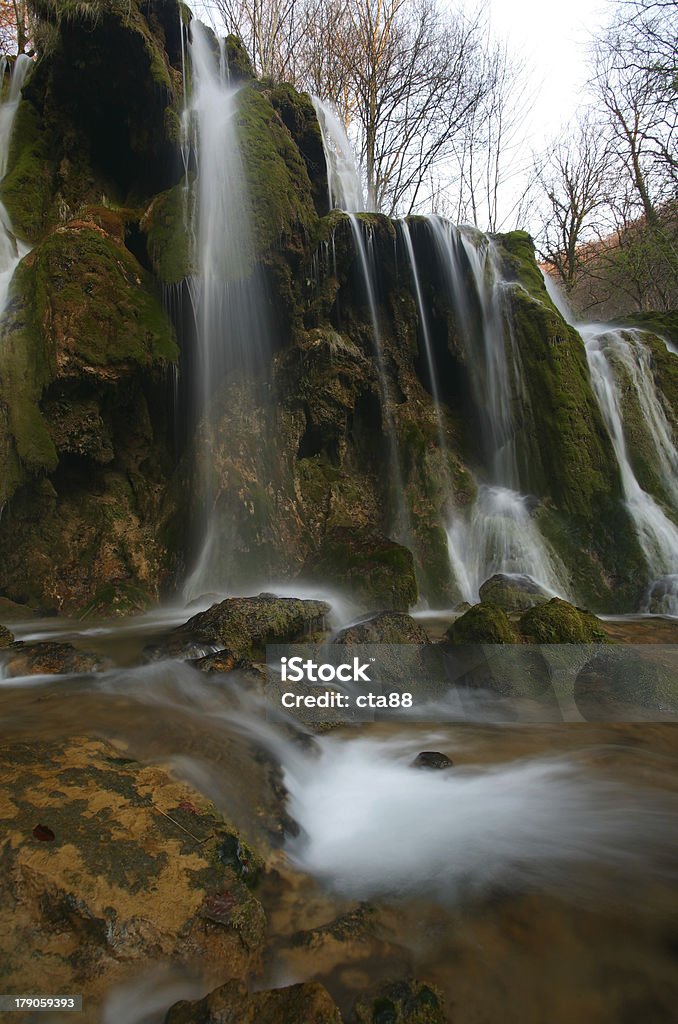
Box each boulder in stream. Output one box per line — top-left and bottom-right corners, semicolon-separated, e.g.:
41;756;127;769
479;573;551;612
411;751;454;770
519;598;609;643
0;624;14;647
2;640;107;676
333;612;430;644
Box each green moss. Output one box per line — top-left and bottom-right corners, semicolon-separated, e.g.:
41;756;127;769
224;34;254;81
238;86;318;256
303;527;418;611
142;181;193;284
519;598;609;643
0;100;55;241
446;603;519;644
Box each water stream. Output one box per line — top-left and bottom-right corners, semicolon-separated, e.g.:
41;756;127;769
0;55;31;313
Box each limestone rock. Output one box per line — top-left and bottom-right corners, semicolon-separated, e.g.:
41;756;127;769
334;612;430;644
519;598;609;644
0;738;266;1014
165;979;343;1024
479;573;550;612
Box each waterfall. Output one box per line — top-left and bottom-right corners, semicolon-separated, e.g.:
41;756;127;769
310;97;365;213
0;55;31;313
346;213;409;540
582;326;678;615
183;23;272;601
424;217;569;602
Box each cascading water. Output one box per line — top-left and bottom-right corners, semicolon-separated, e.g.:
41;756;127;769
423;217;569;602
0;55;31;313
582;326;678;615
182;24;272;600
310;97;365;213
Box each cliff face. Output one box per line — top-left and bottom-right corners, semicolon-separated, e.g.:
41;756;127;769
0;0;652;613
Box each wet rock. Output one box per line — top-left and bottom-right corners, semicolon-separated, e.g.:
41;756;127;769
479;573;551;612
2;641;107;676
411;751;453;770
165;979;343;1024
446;604;519;644
0;597;36;621
334;612;431;644
574;649;678;721
0;737;266;1013
302;527;418;612
192;649;247;674
519;598;609;643
0;625;14;648
169;594;331;659
354;979;447;1024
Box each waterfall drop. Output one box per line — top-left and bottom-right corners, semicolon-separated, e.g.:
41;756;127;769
0;55;32;313
183;24;273;601
310;97;365;213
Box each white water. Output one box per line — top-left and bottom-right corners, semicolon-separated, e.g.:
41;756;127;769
346;212;409;541
425;217;569;602
583;326;678;615
310;97;365;213
183;24;272;600
284;731;676;900
0;56;31;312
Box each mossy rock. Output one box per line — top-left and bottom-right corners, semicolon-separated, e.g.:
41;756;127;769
446;603;518;644
0;625;14;648
334;612;431;644
519;598;609;644
238;85;319;256
479;573;551;612
141;181;193;284
77;581;155;618
302;527;418;612
0;98;55;240
354;980;447;1024
171;594;331;658
269;82;328;216
224;33;254;81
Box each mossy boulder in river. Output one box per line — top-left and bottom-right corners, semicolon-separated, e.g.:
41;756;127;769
170;594;331;658
519;598;609;644
333;611;431;644
446;604;519;644
479;573;551;612
302;527;418;612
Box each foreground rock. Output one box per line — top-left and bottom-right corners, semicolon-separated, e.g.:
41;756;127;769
0;738;266;1012
164;595;331;660
354;980;447;1024
302;527;418;612
0;625;14;647
575;649;678;720
519;598;608;643
446;604;519;644
479;573;551;611
411;751;454;770
165;979;342;1024
1;640;107;676
334;612;430;644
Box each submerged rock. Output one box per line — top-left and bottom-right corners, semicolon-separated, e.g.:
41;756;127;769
574;649;678;720
170;594;331;658
165;979;343;1024
411;751;454;770
519;598;609;643
0;737;266;1013
479;573;551;612
302;527;418;612
2;641;107;676
334;612;431;644
446;604;519;644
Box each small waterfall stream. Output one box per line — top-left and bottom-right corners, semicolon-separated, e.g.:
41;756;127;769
423;217;569;602
183;24;272;600
0;55;31;313
582;326;678;615
310;97;365;213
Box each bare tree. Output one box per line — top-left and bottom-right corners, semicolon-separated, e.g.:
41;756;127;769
534;114;611;293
